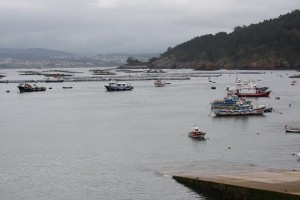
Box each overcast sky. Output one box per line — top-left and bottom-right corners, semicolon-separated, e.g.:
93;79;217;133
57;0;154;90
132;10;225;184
0;0;299;55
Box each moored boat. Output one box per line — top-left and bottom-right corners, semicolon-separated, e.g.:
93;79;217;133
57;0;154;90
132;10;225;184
105;80;133;91
234;89;271;97
211;95;252;110
227;79;271;97
212;104;267;116
154;79;165;87
188;125;206;139
285;125;300;133
17;83;46;93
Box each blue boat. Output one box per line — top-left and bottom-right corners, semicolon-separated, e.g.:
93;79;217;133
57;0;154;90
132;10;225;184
211;95;251;109
211;95;267;116
212;104;267;116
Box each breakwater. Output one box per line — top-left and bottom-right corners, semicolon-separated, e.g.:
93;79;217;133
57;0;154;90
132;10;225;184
173;171;300;200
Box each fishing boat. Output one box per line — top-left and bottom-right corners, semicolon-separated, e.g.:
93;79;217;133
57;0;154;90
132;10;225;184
227;79;271;97
188;125;206;139
212;104;267;116
211;95;252;110
285;125;300;133
233;88;271;97
17;83;46;93
105;80;133;91
154;79;165;87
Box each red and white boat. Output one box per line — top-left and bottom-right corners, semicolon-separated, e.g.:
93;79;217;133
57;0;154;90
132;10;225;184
233;88;271;97
227;79;271;97
188;125;206;139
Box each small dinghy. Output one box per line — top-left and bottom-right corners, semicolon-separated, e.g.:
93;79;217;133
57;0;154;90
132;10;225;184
285;125;300;133
62;86;73;89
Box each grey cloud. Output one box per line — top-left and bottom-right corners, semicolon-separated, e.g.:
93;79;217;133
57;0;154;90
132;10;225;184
0;0;299;55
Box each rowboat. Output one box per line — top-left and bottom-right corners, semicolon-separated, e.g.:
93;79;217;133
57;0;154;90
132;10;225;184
285;125;300;133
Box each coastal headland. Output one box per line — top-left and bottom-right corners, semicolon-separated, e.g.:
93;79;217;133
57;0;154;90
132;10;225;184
173;170;300;200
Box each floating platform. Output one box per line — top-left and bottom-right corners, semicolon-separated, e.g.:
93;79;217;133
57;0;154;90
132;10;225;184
173;170;300;200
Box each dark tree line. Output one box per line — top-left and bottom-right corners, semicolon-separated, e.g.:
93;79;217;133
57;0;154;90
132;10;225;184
152;10;300;69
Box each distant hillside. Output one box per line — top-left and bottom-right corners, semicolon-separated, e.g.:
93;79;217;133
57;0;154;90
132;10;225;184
149;10;300;70
0;48;158;69
0;48;75;60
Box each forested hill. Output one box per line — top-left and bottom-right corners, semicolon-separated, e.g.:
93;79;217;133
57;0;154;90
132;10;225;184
149;10;300;70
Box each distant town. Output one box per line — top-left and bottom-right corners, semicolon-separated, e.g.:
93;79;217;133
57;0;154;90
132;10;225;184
0;48;157;69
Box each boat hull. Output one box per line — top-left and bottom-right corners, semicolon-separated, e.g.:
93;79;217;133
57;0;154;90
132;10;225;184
235;91;271;97
105;85;133;91
154;83;165;87
285;126;300;133
188;131;206;139
18;86;46;93
212;107;266;116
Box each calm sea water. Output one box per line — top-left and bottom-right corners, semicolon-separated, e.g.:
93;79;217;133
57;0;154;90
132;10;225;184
0;68;300;200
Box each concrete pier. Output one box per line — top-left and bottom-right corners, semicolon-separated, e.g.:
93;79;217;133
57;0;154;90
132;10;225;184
173;170;300;200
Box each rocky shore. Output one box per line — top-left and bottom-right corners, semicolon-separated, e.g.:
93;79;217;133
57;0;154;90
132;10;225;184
148;57;294;70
